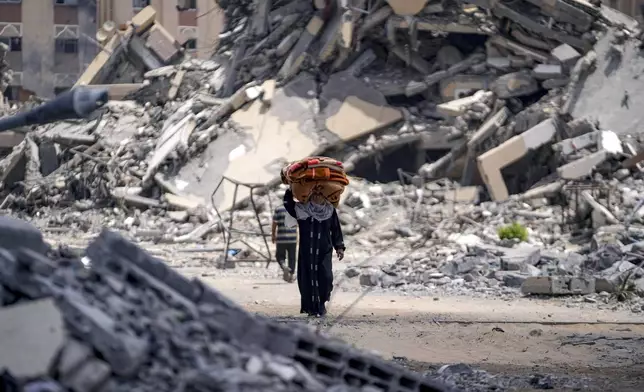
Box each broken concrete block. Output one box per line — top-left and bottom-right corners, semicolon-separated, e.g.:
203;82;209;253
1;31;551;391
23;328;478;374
556;150;609;180
467;107;510;148
552;131;599;155
112;193;161;209
322;72;403;142
552;43;581;67
390;45;432;74
532;64;563;80
486;57;511;70
500;248;541;271
599;130;623;154
276;29;301;57
496;271;528;288
0;216;48;254
493;71;540;98
167;210;189;222
596;260;644;292
359;269;383;286
443;186;480;203
0;298;65;378
346;49;377;77
436;90;490;117
164;193;205;210
542;78;570;89
477;118;557;201
278;14;325;81
358;6;392;38
261;79;276;105
439;74;491;101
143;113;197;183
489;35;549;63
521;276;595;295
582;190;619;225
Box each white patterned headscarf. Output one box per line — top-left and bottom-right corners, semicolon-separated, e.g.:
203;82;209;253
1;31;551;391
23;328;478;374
284;197;334;228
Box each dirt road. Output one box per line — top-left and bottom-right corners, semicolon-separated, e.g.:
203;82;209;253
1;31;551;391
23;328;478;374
195;274;644;391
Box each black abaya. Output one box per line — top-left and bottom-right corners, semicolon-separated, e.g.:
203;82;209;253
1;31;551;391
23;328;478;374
283;189;345;316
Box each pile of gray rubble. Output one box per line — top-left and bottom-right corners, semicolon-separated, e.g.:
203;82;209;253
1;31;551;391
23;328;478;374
0;216;451;392
1;1;644;300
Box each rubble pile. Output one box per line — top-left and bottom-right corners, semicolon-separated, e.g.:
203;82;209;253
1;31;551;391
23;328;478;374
0;217;451;392
335;173;644;300
211;0;644;207
0;1;641;224
0;2;644;302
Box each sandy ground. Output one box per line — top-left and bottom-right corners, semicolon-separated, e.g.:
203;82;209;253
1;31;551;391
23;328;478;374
45;233;644;391
191;273;644;391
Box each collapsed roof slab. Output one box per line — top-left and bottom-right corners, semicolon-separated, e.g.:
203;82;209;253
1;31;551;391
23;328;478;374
321;71;403;143
571;30;644;135
167;131;244;210
195;71;403;212
477;118;557;202
179;73;321;212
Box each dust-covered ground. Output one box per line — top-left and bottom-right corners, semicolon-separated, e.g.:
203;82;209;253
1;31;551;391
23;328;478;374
199;275;644;392
42;230;644;392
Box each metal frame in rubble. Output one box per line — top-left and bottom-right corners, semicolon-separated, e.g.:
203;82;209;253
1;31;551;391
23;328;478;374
211;176;274;268
561;181;616;231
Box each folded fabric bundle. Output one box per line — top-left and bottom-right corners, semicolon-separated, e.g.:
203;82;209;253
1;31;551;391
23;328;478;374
281;157;349;207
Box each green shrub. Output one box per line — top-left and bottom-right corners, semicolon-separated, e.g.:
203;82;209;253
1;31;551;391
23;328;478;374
497;222;529;242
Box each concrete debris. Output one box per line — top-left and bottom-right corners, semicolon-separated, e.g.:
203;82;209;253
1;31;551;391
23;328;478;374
1;3;644;304
0;217;450;392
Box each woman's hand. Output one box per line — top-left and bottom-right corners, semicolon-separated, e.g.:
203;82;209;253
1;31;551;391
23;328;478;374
336;248;344;261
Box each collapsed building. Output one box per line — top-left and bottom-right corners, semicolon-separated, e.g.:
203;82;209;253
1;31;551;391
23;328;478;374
0;1;640;210
0;2;642;288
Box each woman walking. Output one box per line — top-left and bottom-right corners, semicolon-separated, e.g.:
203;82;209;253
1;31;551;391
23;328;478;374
282;188;345;317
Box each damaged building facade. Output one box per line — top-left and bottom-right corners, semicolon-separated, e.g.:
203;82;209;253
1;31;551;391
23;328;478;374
0;0;224;100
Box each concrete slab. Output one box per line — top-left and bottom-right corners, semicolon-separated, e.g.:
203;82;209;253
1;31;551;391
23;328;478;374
571;30;644;135
557;150;609;180
477;118;557;201
203;73;320;211
437;90;489;117
321;71;402;142
386;0;429;15
0;298;65;378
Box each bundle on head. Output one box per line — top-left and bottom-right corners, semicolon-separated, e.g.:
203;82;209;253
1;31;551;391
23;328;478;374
281;156;349;208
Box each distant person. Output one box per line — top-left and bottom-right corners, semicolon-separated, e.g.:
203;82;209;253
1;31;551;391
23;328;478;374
272;205;298;282
282;189;345;317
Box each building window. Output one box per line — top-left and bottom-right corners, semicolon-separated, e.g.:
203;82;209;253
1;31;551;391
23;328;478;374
55;38;78;54
184;38;197;50
0;0;22;3
133;0;150;9
0;37;22;52
54;0;78;5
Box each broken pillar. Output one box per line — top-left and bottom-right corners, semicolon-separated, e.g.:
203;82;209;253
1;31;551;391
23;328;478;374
556;150;608;180
477;118;557;201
